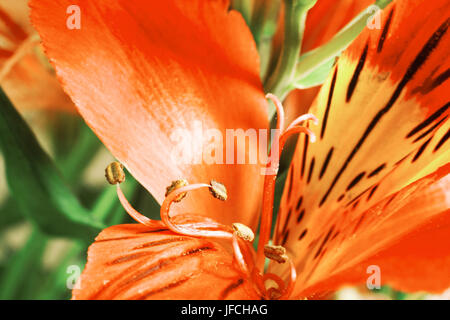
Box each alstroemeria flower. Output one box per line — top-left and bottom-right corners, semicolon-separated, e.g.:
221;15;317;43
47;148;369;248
0;0;73;112
30;0;449;299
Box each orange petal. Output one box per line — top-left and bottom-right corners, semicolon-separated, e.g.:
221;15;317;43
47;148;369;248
72;222;257;300
30;0;268;227
273;0;449;295
297;171;450;297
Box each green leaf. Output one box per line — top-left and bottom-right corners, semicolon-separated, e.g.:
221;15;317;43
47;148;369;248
57;119;102;184
0;87;105;240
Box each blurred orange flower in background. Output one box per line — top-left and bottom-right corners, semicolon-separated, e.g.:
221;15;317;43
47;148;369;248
0;0;73;112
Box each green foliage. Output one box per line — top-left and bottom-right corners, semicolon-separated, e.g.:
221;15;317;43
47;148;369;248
0;87;104;240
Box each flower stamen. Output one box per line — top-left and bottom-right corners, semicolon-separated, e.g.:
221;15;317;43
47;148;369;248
104;162;153;226
209;180;228;201
264;244;289;264
116;184;153;226
160;182;233;239
165;179;189;202
232;223;255;242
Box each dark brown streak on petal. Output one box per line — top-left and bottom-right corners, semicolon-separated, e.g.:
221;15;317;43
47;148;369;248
406;102;449;138
434;128;450;152
287;164;294;202
313;225;334;260
281;230;290;246
346;172;366;191
297;209;305;224
307;157;315;184
346;43;369;102
321;67;338;139
412;137;432;162
219;278;245;300
319;147;334;180
108;252;151;265
345;184;373;208
377;7;395;53
298;229;308;241
352;212;366;234
281;208;292;235
295;196;303;211
412;116;447;143
132;237;189;250
301;135;309;178
367;163;387;178
367;185;379;201
130;276;192;300
411;68;450;95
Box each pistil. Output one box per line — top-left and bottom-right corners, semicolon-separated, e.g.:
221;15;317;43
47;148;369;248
255;94;317;271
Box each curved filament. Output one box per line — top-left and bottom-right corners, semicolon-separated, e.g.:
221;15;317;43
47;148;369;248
116;184;154;226
160;183;233;239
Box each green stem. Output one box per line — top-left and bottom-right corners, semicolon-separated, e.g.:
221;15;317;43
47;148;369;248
264;0;317;111
295;0;393;82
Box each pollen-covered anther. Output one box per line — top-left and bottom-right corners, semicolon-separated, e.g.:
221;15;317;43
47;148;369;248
165;179;189;202
105;161;125;185
264;244;289;264
209;180;227;201
232;223;254;242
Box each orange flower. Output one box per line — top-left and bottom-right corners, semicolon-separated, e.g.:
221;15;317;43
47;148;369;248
30;0;449;299
0;0;73;112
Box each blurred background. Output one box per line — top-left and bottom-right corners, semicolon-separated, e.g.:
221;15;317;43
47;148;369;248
0;0;448;300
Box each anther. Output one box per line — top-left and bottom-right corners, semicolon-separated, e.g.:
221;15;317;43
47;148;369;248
232;223;255;242
264;244;289;264
209;180;227;201
105;162;125;185
165;179;189;202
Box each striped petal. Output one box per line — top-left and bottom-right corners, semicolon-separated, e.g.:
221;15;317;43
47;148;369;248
298;169;450;297
72;221;257;300
273;0;450;295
